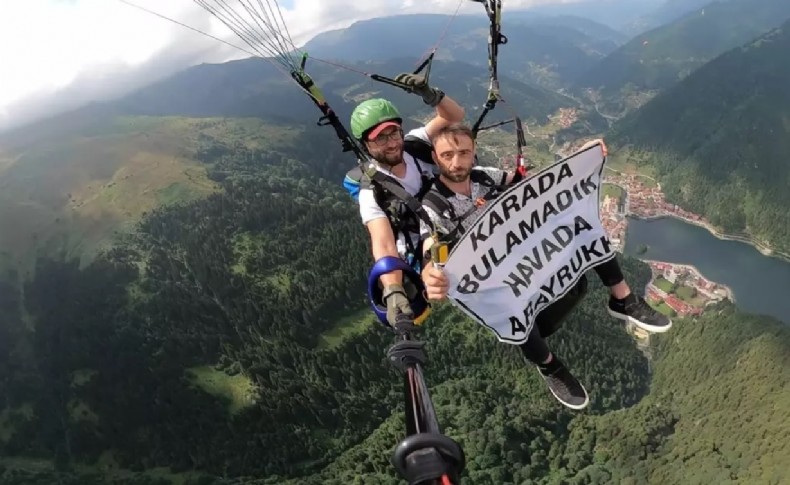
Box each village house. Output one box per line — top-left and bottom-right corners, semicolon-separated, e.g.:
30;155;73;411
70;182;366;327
597;170;732;323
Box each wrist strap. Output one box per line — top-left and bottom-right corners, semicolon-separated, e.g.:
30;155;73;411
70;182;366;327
427;89;445;107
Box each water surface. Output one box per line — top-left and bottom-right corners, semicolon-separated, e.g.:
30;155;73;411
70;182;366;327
623;216;790;324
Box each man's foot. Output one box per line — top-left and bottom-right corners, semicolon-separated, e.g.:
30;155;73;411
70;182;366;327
536;357;589;410
608;293;672;333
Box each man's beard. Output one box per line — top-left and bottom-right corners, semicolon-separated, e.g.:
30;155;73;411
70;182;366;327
374;147;404;167
441;166;471;183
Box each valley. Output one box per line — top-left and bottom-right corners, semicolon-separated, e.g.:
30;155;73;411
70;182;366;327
1;1;790;484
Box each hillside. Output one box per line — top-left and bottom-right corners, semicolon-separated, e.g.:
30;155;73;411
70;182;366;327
621;0;713;35
577;0;790;115
0;52;599;277
115;56;583;129
1;67;789;485
4;164;790;485
0;116;655;484
0;116;306;277
561;300;790;484
289;301;790;485
4;7;790;484
609;19;790;254
303;13;625;90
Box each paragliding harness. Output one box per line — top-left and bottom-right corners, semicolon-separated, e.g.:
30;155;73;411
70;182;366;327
337;52;443;273
290;64;436;276
343;136;438;272
420;168;514;255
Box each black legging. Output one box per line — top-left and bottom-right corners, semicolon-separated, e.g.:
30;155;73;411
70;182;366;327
519;258;624;365
519;324;551;365
593;257;624;287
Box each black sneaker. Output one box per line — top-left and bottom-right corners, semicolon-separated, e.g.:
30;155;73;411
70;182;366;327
608;293;672;333
536;356;589;410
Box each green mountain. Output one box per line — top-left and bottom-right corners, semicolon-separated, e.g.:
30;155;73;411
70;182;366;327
621;0;713;35
2;12;789;485
0;106;653;484
609;19;790;255
293;300;790;485
561;301;790;484
0;55;595;277
3;176;789;485
303;13;626;90
511;0;665;33
576;0;790;115
115;56;581;129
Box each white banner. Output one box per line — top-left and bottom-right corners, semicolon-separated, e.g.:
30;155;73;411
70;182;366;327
442;142;616;344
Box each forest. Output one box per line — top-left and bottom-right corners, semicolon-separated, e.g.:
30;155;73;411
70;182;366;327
576;0;790;115
0;120;648;482
609;18;790;253
1;112;789;485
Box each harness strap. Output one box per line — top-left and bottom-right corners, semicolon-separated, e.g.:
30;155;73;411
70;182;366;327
422;170;509;249
366;169;435;231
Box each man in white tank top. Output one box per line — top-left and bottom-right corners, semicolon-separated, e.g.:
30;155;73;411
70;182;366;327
349;73;465;328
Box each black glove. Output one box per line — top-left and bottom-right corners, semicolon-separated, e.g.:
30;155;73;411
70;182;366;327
394;73;445;107
383;283;414;328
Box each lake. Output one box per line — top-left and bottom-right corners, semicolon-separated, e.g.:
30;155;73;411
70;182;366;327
623;216;790;325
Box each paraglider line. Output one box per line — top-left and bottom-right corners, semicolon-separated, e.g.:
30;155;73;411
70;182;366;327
116;0;319;101
413;0;465;68
116;0;257;58
195;0;294;70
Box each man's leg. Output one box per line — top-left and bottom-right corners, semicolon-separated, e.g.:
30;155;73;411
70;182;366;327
519;325;589;410
594;258;672;333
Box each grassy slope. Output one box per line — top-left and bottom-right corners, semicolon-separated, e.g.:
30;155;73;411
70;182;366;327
564;302;790;484
0;116;300;277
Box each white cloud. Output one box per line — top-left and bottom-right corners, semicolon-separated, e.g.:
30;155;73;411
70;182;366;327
0;0;581;131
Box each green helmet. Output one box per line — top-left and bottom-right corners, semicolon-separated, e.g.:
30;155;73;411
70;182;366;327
350;98;402;139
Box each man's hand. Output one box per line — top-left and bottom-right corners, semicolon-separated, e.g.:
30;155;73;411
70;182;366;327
580;138;608;157
394;73;445;107
383;284;414;327
421;262;449;301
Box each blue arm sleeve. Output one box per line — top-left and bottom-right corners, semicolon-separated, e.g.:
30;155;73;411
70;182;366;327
343;175;361;201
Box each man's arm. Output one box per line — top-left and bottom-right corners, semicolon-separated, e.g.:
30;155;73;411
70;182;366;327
424;94;465;139
358;189;403;286
392;72;465;141
366;217;402;287
504;169;520;186
358;188;415;324
472;165;516;187
579;138;608;156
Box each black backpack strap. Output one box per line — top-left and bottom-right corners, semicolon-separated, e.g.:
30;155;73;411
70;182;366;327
421;185;464;246
421;190;455;220
421;169;509;246
403;134;435;168
366;170;435;232
467;169;508;208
